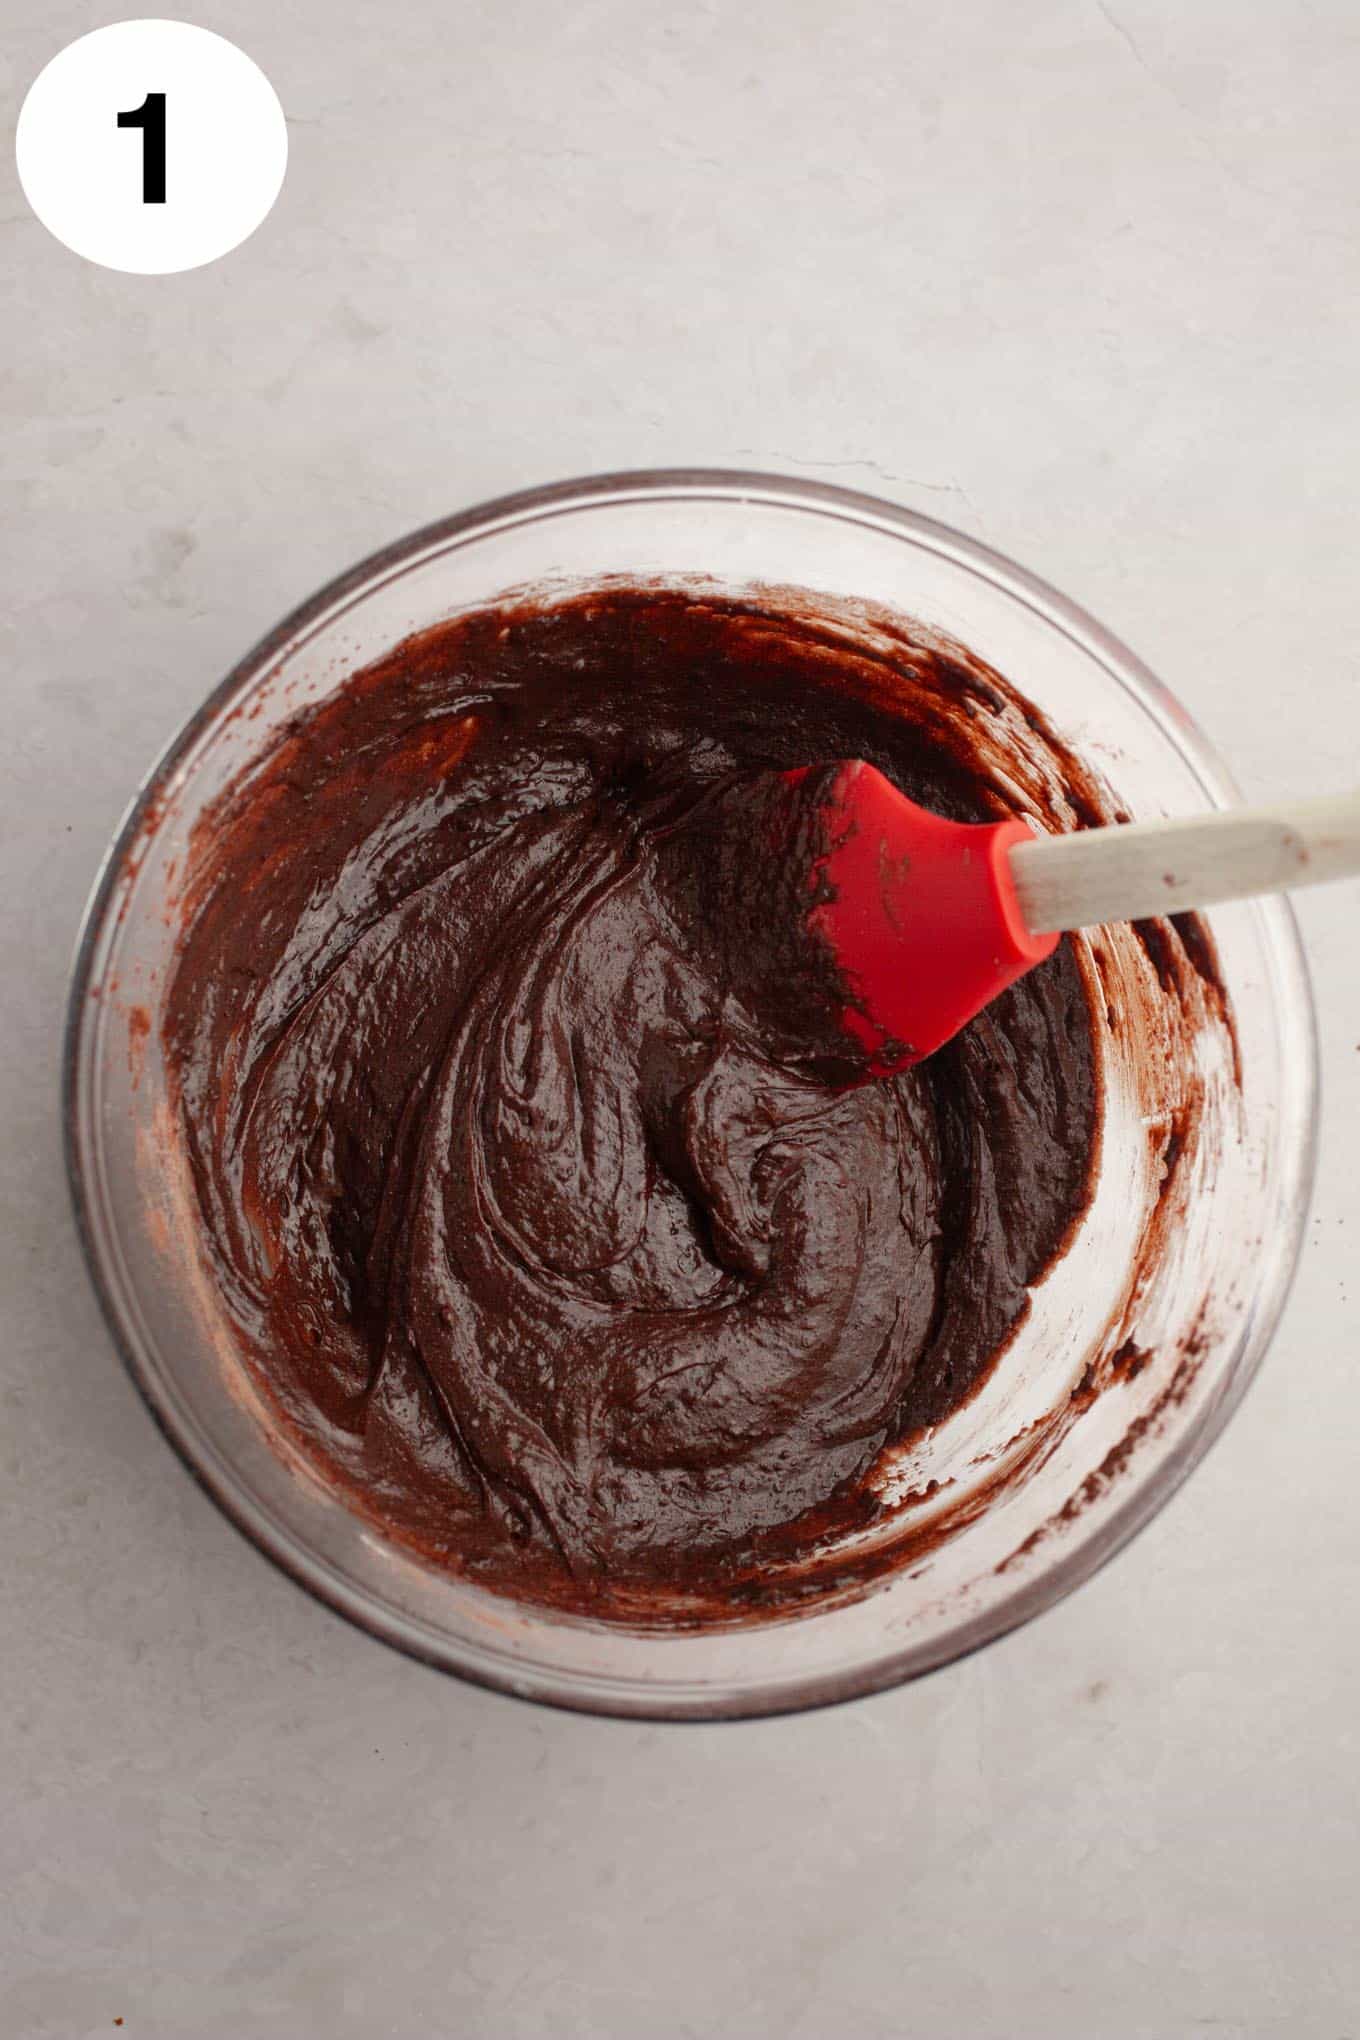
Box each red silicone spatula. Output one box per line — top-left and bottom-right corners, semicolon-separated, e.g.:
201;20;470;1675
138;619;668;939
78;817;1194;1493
795;760;1360;1071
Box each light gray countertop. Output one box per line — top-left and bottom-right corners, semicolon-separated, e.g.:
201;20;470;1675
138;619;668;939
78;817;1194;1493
5;2;1359;2033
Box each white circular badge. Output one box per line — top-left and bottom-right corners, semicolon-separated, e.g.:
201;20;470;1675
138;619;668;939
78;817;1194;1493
15;20;288;274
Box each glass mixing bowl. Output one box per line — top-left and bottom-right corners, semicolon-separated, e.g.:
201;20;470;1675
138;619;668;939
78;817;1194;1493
65;471;1317;1718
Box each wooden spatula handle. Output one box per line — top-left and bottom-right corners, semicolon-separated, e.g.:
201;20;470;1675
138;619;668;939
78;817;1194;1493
1009;789;1360;935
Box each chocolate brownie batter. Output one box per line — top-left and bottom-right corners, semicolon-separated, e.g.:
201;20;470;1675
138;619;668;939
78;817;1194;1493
164;588;1100;1618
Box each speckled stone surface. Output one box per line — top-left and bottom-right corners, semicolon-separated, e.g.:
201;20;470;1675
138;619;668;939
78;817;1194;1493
4;2;1359;2033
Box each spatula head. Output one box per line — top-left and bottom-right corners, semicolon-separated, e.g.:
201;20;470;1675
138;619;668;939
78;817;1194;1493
788;761;1057;1073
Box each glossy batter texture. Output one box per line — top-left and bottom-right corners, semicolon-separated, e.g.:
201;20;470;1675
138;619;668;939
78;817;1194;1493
164;588;1100;1617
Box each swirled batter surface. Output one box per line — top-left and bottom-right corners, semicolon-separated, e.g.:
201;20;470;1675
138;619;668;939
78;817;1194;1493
165;588;1099;1618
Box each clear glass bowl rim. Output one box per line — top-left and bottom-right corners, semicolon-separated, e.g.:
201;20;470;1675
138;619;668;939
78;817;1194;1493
63;467;1320;1719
